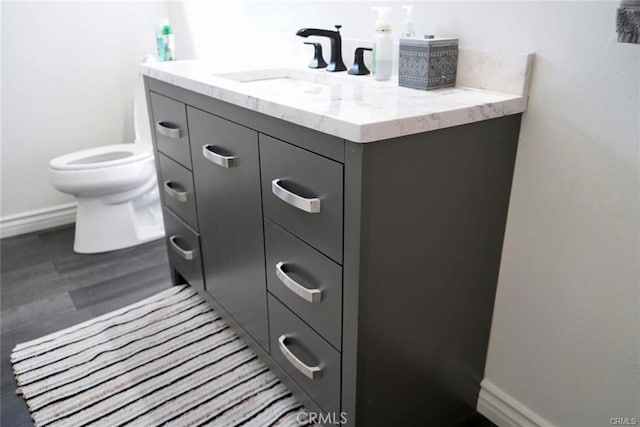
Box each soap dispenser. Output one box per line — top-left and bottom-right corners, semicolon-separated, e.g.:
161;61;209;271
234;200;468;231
401;5;416;38
371;6;393;81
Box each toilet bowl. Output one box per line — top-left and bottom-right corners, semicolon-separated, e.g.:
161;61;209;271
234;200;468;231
49;66;164;254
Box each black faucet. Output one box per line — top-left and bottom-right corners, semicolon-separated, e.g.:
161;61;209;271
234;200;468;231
296;25;347;72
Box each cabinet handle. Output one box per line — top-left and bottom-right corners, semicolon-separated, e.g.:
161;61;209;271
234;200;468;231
155;122;182;139
271;179;321;213
163;181;188;202
278;335;322;380
275;262;322;303
202;144;237;168
169;235;195;261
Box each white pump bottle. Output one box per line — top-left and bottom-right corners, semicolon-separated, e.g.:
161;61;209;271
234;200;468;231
401;5;416;38
371;6;392;81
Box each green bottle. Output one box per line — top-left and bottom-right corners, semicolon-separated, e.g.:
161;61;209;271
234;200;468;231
161;20;175;61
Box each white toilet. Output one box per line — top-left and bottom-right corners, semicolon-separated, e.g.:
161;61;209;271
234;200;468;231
49;73;164;254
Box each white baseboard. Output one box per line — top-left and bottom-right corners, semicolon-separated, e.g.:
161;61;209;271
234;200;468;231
478;379;554;427
0;203;77;238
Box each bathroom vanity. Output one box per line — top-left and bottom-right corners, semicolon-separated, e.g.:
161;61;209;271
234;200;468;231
143;51;532;426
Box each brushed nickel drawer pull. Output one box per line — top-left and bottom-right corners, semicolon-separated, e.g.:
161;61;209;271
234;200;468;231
169;236;195;261
202;144;237;168
271;179;321;213
278;335;322;380
155;122;182;139
163;181;188;202
276;262;322;303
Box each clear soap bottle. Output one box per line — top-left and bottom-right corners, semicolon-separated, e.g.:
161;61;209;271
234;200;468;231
371;6;393;81
401;5;416;38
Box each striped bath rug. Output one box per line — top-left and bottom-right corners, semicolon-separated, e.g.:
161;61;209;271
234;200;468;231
11;285;308;426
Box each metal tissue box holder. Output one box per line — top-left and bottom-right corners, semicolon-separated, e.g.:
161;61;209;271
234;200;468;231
399;37;459;90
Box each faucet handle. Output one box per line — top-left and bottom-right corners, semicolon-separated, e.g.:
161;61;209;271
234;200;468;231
348;47;372;76
335;25;342;32
303;42;328;69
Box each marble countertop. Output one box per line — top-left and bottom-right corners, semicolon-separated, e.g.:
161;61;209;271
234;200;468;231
142;50;533;143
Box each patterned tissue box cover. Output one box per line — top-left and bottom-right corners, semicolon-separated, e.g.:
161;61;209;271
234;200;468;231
399;38;459;90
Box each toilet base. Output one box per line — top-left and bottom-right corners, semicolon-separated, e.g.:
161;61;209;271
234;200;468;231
73;188;164;254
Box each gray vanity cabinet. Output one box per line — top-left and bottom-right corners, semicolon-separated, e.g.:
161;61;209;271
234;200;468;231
186;106;269;352
145;77;522;427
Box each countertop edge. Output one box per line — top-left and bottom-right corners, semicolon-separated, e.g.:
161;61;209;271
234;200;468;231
142;62;529;143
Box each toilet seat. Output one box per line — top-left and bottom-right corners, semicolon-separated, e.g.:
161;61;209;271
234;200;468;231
50;144;153;171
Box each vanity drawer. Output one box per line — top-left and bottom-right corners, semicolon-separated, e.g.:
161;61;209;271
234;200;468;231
163;208;204;293
158;153;198;231
268;294;341;415
265;219;342;349
260;134;343;263
150;92;191;169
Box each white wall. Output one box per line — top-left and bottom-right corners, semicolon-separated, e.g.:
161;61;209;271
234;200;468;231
175;1;639;426
1;1;171;232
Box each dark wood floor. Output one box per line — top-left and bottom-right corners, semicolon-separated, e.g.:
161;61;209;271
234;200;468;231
0;225;172;426
0;225;495;427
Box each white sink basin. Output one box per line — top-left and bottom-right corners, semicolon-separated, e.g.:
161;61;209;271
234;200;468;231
214;68;343;85
213;68;351;98
229;76;329;94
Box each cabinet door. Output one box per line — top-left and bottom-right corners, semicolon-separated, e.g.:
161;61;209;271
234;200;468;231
187;106;269;351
